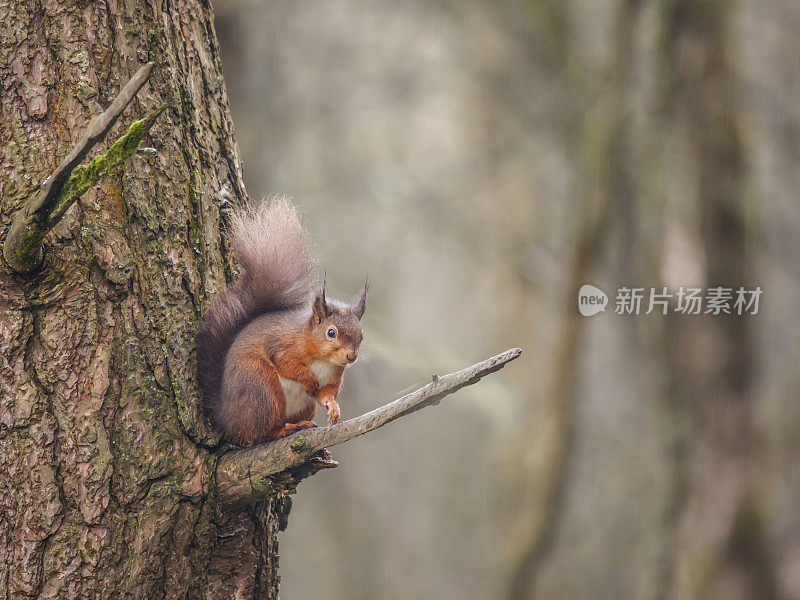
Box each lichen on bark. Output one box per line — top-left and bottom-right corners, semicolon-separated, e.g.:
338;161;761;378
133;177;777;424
0;0;279;597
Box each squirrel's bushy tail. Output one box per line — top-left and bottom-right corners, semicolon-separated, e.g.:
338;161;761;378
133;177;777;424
196;197;317;414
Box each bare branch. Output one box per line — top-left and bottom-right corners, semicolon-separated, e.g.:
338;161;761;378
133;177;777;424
3;62;159;273
215;347;522;507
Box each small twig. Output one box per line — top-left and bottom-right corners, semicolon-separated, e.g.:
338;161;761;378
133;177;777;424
215;347;522;507
3;62;160;273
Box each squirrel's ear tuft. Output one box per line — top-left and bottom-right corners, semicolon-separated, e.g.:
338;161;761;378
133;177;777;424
311;276;329;325
352;278;368;320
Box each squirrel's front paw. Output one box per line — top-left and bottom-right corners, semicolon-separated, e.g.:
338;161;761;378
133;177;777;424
323;399;340;425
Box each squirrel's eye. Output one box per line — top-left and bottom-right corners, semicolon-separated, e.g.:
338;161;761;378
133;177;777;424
327;328;337;339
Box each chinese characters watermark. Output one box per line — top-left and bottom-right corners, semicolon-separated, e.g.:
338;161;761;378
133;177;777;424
578;285;762;316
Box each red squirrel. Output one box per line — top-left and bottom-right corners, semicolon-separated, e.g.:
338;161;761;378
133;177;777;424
196;198;367;444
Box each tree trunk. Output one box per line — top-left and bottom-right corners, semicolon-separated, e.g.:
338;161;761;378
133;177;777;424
661;2;778;598
0;1;281;598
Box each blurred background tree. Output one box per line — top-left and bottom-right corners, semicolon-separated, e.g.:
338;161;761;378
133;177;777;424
212;0;800;599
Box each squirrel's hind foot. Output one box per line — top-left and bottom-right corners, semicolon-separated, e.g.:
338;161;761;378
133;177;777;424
275;420;317;438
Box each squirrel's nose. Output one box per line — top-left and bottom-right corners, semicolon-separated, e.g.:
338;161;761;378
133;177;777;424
346;351;358;363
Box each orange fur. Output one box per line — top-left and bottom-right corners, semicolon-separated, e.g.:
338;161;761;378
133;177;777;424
315;367;344;405
196;198;368;444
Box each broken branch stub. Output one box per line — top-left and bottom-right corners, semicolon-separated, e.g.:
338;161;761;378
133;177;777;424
3;62;161;273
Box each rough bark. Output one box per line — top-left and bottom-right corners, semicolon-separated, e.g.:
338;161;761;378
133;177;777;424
0;3;520;598
3;62;163;273
0;0;276;598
